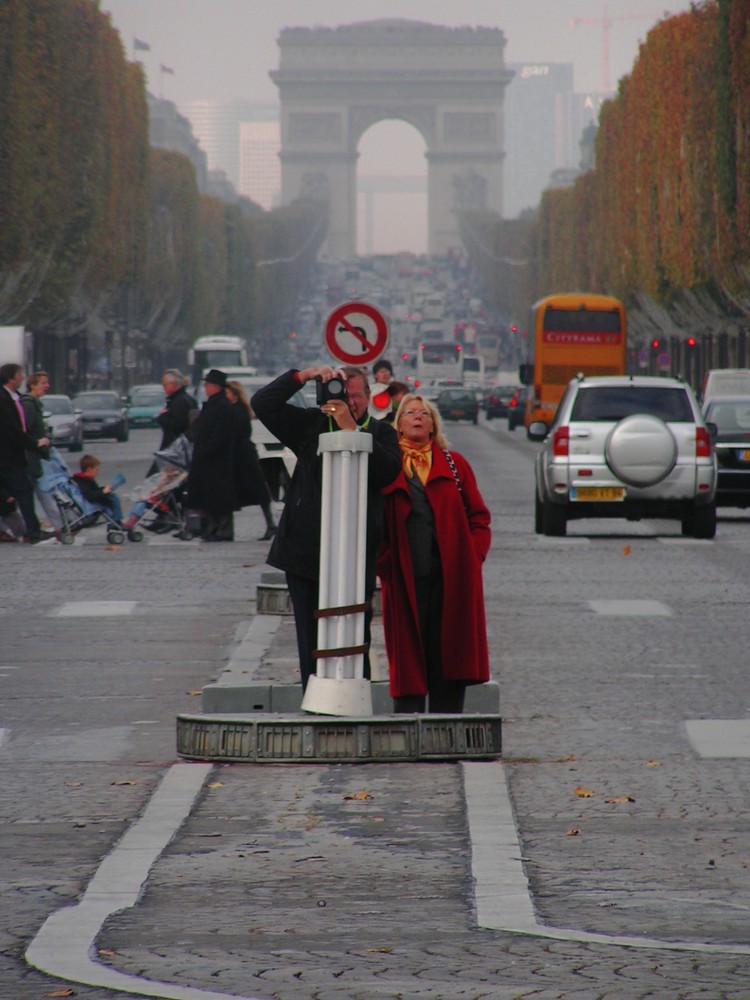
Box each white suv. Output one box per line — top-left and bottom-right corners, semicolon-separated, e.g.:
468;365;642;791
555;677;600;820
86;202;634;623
529;375;717;538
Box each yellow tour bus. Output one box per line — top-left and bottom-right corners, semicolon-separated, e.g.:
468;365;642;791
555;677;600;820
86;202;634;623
520;293;627;431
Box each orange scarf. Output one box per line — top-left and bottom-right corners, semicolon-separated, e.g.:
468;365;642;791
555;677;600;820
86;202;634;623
399;438;433;485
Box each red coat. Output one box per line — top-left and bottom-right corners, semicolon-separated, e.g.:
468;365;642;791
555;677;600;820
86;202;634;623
377;445;491;698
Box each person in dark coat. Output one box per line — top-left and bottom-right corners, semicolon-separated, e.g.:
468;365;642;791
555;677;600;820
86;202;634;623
377;393;491;713
0;363;51;543
226;379;276;540
186;369;238;541
156;369;197;450
251;365;402;689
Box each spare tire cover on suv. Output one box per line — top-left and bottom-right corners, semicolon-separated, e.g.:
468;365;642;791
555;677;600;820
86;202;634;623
604;414;678;486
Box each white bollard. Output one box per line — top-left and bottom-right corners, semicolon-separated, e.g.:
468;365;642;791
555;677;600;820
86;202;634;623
301;430;373;717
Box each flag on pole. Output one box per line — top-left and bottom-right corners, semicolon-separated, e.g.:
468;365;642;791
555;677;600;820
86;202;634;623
133;37;150;51
160;64;174;75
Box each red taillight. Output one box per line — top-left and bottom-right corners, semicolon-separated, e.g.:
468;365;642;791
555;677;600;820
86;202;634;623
553;426;569;456
696;427;712;457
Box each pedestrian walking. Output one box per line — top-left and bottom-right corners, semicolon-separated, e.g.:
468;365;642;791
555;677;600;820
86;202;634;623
21;371;63;534
0;363;51;543
186;369;238;541
377;393;491;713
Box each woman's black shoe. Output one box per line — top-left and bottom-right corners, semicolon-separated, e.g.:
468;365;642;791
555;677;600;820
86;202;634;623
259;525;277;541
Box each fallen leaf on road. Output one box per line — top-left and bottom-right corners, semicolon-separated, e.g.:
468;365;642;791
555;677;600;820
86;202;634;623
65;781;83;788
566;828;581;836
367;947;393;953
111;780;137;786
98;949;116;956
645;759;662;767
104;545;122;551
605;795;635;803
574;786;594;798
45;990;76;997
344;790;373;800
186;690;202;696
206;781;225;788
623;545;631;555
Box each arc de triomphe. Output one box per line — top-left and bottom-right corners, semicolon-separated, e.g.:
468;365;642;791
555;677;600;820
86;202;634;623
270;20;513;257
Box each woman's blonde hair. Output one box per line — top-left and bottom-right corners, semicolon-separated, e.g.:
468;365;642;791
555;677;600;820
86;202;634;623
394;393;448;449
226;380;252;418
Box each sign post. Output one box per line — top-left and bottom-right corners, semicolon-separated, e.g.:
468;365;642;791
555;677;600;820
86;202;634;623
301;431;373;717
324;301;389;367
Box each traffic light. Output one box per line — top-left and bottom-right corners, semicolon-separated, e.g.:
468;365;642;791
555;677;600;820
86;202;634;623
651;338;661;350
686;336;696;348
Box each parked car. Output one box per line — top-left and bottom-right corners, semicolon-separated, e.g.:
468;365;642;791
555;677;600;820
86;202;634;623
507;386;528;431
484;384;516;420
125;384;165;428
43;394;84;452
436;386;479;424
702;396;750;508
529;375;717;538
72;390;129;442
700;368;750;406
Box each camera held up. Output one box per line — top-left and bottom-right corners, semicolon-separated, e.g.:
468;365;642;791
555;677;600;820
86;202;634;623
316;375;347;406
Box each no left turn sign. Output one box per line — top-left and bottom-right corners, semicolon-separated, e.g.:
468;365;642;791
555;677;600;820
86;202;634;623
324;301;389;365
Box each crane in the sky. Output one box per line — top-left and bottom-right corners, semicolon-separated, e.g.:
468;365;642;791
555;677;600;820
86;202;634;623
569;4;666;94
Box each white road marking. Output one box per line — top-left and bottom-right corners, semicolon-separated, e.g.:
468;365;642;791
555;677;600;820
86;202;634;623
589;599;672;616
52;601;137;617
26;763;265;1000
463;760;750;954
685;719;750;758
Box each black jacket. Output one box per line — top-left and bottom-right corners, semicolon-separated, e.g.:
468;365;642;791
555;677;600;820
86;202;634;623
0;386;41;469
158;385;197;449
186;390;238;515
251;370;402;586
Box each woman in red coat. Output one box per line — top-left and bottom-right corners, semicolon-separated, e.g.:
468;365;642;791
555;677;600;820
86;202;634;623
377;393;491;712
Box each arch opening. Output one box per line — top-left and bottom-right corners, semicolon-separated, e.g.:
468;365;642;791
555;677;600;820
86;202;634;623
356;119;427;257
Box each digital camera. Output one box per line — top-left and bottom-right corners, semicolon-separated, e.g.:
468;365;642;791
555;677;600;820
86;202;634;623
316;375;347;406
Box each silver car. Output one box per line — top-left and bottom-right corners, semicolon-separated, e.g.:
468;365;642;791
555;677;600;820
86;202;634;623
530;375;717;538
43;394;84;452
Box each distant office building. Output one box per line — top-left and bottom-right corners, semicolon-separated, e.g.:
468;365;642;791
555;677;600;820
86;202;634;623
182;100;278;194
239;121;281;211
147;93;208;192
504;63;576;218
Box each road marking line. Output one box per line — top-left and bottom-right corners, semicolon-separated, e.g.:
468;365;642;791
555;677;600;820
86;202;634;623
26;762;266;1000
52;601;137;617
588;599;672;616
463;760;750;954
686;718;750;758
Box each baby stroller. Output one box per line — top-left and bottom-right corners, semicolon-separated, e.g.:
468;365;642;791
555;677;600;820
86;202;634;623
124;434;193;542
38;448;126;546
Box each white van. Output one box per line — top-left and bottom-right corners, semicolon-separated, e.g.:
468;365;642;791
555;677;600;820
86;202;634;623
701;368;750;404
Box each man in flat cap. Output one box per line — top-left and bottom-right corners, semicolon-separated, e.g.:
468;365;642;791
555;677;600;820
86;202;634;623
186;369;238;540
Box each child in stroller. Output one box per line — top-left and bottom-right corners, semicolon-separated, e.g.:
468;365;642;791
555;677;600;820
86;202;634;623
123;434;193;542
38;448;126;545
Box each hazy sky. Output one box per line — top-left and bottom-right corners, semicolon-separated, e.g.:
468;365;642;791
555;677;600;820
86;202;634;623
99;0;696;253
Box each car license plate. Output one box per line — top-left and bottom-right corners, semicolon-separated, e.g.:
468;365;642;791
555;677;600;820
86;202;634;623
571;486;625;501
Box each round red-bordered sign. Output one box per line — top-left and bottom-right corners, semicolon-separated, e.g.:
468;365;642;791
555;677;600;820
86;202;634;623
325;301;389;365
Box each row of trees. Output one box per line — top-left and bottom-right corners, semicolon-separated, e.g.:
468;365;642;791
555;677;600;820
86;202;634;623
0;0;326;388
463;0;750;378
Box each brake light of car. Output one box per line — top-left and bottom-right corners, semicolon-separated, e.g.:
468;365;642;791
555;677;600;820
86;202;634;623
695;427;712;457
553;426;569;456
